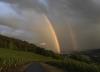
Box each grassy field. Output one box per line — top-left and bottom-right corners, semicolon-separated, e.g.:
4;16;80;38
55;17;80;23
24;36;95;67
0;48;54;72
46;58;100;72
0;48;53;61
0;48;100;72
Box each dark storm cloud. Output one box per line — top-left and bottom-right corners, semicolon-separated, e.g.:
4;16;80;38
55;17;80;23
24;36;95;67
67;0;100;23
49;0;100;23
1;0;100;23
0;0;100;53
0;0;60;52
46;0;100;53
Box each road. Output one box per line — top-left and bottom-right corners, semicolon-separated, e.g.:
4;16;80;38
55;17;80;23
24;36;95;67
24;62;66;72
24;62;47;72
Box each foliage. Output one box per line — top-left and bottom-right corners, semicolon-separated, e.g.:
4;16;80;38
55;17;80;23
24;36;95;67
0;35;100;72
69;54;92;63
0;48;54;71
46;59;100;72
0;35;59;59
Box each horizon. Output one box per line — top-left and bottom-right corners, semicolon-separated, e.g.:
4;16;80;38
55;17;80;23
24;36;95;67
0;0;100;53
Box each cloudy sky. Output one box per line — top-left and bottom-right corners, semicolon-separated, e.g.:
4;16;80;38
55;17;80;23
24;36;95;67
0;0;100;53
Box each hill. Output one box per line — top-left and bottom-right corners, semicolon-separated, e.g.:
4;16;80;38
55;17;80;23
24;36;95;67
0;34;100;72
0;34;61;59
81;49;100;63
0;48;65;72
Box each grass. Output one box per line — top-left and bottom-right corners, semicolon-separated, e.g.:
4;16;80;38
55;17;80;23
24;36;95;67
0;48;54;72
46;58;100;72
0;48;100;72
0;48;54;62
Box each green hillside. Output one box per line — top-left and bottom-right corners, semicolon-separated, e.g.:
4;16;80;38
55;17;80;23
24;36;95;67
0;35;100;72
0;48;53;63
0;48;55;72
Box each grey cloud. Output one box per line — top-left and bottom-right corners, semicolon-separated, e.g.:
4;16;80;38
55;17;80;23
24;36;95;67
45;0;100;53
49;0;100;23
0;0;47;14
0;25;39;43
0;0;100;53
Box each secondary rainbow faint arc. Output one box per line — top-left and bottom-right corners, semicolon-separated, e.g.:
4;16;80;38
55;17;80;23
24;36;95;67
67;22;78;51
43;15;61;53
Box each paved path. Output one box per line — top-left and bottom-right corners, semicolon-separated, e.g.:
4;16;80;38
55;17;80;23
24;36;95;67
24;62;47;72
24;62;66;72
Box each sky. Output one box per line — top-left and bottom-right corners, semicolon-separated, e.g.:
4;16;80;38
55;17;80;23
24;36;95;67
0;0;100;53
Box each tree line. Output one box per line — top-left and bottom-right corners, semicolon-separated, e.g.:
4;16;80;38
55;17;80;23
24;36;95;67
0;35;62;59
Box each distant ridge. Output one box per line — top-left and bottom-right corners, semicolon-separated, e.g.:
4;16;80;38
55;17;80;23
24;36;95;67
0;34;61;59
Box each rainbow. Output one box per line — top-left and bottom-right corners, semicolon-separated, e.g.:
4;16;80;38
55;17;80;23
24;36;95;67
67;22;78;51
43;15;61;53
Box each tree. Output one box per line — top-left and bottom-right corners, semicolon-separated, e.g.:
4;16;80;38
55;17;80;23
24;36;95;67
9;41;17;50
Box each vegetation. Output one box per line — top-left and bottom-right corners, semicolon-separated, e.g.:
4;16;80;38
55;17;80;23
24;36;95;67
46;59;100;72
0;34;100;72
68;54;92;63
0;48;54;72
0;35;61;59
